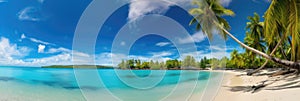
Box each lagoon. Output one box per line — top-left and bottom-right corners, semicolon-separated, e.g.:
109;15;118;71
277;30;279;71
0;66;222;101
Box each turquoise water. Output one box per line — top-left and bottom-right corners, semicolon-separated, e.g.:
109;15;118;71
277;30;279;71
0;66;222;101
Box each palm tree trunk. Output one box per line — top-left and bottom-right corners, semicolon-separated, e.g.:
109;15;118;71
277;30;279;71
215;23;300;69
247;36;284;75
280;46;289;60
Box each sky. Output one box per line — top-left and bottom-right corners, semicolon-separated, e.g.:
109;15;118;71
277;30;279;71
0;0;270;66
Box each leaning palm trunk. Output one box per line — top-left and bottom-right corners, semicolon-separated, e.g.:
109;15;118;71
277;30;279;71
247;35;284;75
215;22;300;69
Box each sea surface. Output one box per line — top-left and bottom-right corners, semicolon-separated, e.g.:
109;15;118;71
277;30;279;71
0;66;223;101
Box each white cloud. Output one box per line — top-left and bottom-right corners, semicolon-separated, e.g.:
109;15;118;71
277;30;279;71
21;34;26;39
180;50;229;61
126;0;234;22
26;50;93;66
120;41;126;46
202;45;237;52
180;45;234;60
178;31;206;44
38;44;45;53
209;45;224;51
126;0;233;22
72;51;93;65
17;7;41;21
0;0;7;3
37;0;44;3
96;52;127;66
149;51;172;58
19;33;26;42
128;0;171;22
156;42;171;47
219;0;232;7
0;37;93;66
29;53;72;66
128;54;171;64
29;38;53;45
0;49;91;66
46;47;70;54
39;47;92;65
20;33;54;45
0;37;30;58
100;51;174;66
132;51;173;62
127;0;194;22
0;37;31;65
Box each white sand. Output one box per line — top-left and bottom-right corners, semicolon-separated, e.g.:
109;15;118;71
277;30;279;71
213;70;300;101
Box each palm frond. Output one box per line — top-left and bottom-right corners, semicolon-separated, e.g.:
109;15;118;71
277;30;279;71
189;0;234;40
287;0;299;61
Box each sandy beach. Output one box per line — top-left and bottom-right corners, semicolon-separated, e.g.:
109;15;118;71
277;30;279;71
213;70;300;101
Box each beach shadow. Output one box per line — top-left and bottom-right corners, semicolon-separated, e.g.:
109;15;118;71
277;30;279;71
224;86;252;92
254;72;275;76
266;85;300;90
235;74;247;77
225;70;300;93
285;76;300;81
224;85;266;93
265;80;300;90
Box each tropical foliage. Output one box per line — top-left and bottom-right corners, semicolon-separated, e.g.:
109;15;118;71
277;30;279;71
117;56;211;70
189;0;300;72
118;59;151;69
182;55;197;67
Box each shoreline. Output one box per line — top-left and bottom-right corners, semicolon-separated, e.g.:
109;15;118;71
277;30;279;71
1;66;300;101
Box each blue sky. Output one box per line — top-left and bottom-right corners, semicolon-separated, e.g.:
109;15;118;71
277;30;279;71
0;0;270;66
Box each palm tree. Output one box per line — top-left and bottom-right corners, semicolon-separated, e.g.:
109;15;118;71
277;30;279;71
118;60;127;69
230;49;239;68
189;0;234;40
189;0;300;68
245;13;266;54
244;32;265;68
244;13;266;69
135;59;141;69
245;12;284;75
246;12;264;40
248;0;300;75
264;0;300;62
244;32;265;54
128;59;135;69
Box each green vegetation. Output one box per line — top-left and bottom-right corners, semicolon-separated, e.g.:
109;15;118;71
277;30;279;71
199;57;209;69
182;56;196;67
165;59;180;69
42;65;114;69
118;59;154;70
188;0;300;75
117;56;213;70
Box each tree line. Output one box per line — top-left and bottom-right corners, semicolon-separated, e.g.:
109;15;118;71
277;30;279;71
117;53;283;70
118;56;210;70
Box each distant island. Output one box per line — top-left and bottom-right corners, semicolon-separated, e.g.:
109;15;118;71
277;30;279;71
41;65;116;69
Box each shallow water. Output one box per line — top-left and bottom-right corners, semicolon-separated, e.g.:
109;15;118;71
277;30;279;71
0;66;222;101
